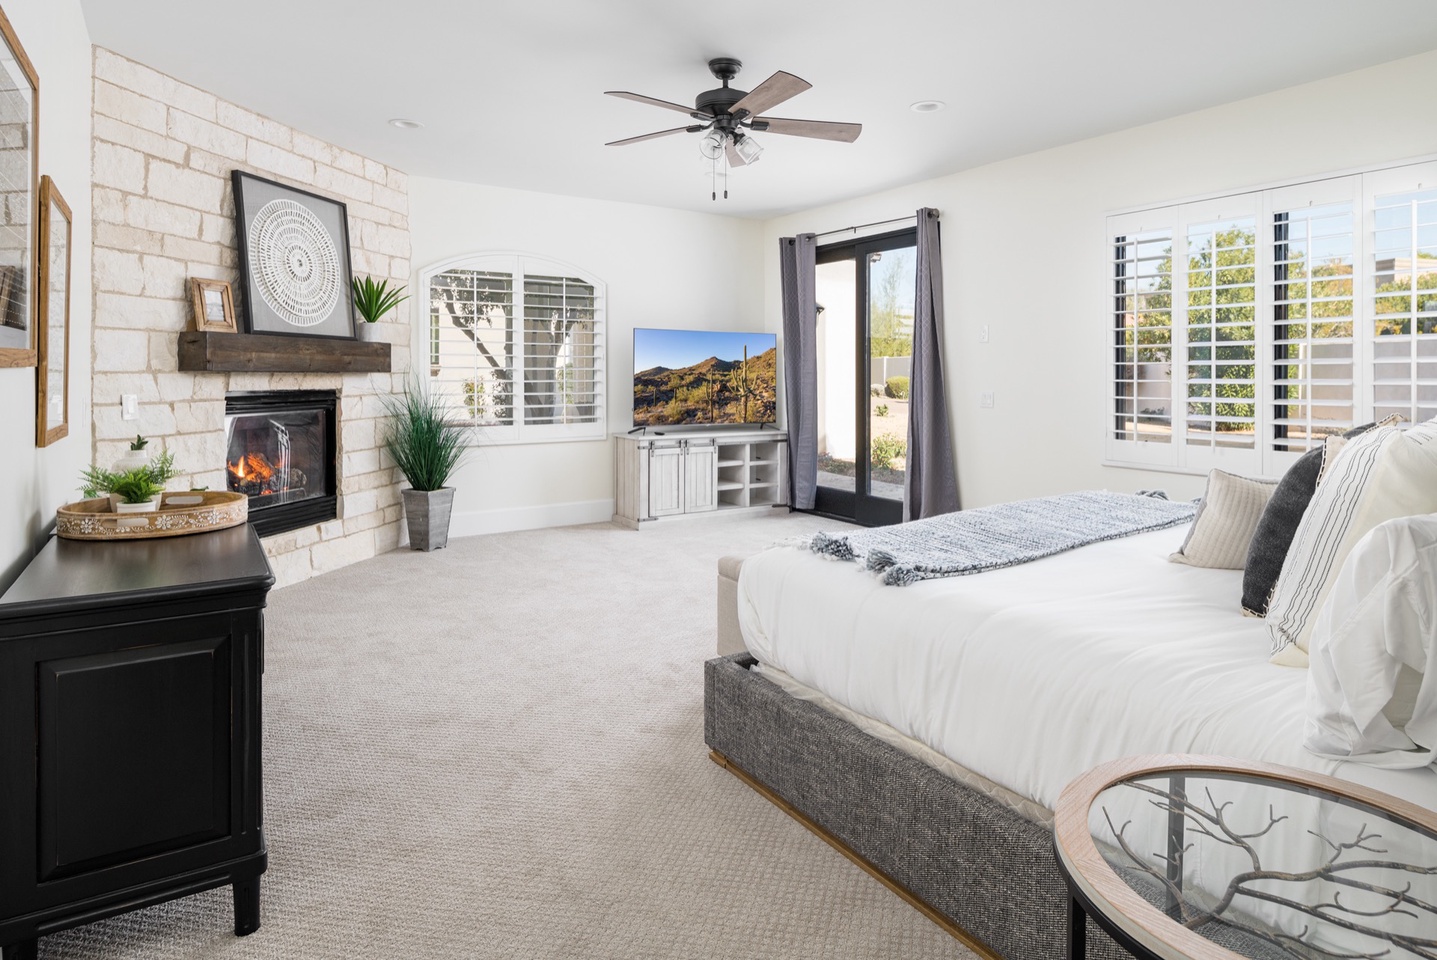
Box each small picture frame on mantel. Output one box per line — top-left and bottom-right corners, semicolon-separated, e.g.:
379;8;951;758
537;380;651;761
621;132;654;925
189;278;237;333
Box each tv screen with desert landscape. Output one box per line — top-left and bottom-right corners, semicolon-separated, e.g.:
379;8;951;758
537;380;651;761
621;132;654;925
633;328;777;426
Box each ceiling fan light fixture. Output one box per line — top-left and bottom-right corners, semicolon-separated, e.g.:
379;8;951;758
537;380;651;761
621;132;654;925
734;133;763;165
698;129;726;160
909;100;945;114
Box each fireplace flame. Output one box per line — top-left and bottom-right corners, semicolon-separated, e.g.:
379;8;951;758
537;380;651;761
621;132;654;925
229;452;276;484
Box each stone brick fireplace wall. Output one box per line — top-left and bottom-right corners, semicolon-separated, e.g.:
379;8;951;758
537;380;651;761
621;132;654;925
90;48;411;586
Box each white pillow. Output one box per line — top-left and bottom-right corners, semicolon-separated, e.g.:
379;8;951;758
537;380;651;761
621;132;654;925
1267;417;1437;666
1169;469;1276;569
1304;514;1437;766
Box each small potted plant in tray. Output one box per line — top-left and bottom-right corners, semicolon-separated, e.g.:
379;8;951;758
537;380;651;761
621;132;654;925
352;276;408;341
383;381;468;550
80;449;180;514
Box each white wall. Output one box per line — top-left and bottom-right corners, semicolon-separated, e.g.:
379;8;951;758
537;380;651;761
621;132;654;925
0;0;92;589
763;49;1437;510
409;177;764;534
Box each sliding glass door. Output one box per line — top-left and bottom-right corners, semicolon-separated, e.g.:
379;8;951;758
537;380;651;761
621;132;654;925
813;229;916;526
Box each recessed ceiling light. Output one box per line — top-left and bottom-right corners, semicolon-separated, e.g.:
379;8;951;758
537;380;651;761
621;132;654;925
388;118;424;130
909;100;945;114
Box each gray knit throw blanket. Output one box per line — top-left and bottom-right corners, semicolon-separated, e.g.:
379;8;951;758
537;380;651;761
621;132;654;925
808;491;1196;586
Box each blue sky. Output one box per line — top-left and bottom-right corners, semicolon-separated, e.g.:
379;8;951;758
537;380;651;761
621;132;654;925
633;328;776;371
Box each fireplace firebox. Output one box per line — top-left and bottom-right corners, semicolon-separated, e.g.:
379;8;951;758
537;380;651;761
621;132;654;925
224;391;337;536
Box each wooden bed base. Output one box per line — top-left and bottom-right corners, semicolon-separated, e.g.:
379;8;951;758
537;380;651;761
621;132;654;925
710;749;1000;960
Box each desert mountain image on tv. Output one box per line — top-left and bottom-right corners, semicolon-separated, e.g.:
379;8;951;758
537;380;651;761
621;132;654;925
633;331;777;426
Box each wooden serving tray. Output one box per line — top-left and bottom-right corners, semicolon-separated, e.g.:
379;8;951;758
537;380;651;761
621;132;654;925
56;491;249;540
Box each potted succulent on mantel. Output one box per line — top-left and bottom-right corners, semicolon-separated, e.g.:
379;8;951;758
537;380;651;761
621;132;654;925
383;381;468;550
352;276;408;342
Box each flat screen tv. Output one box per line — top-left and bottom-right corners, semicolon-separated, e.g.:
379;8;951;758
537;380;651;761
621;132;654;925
633;328;777;426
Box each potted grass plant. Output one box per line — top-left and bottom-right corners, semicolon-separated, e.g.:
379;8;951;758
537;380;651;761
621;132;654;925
352;276;408;341
383;381;468;550
80;449;180;514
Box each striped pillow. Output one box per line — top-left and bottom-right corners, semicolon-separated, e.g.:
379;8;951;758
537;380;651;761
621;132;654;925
1267;417;1437;666
1169;470;1276;569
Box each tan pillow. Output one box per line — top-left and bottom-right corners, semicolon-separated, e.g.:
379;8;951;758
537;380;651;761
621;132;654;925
1317;434;1349;486
1169;469;1278;569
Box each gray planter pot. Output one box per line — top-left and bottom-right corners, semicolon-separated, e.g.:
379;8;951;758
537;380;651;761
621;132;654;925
401;487;455;551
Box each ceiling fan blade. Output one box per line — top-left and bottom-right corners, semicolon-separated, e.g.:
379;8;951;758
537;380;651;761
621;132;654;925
728;71;811;119
605;126;698;147
606;91;709;122
753;117;862;143
725;138;747;168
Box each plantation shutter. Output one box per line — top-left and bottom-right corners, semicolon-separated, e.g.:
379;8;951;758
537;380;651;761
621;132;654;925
1371;186;1437;425
1184;216;1257;450
429;268;515;426
1111;227;1175;447
521;273;603;429
1271;202;1356;452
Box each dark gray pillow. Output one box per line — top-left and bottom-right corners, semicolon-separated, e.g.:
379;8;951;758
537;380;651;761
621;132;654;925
1240;422;1380;615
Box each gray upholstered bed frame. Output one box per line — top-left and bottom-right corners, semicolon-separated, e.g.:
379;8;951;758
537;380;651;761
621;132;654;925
707;558;1123;959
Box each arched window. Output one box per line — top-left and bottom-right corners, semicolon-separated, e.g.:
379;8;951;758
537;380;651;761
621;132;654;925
422;253;606;443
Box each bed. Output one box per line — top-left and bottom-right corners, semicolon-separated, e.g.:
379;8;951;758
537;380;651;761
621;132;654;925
704;521;1437;959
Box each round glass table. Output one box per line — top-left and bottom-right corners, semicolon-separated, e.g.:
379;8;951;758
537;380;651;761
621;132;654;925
1053;755;1437;960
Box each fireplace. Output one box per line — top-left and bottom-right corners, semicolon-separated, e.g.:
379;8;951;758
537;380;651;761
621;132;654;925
224;391;337;536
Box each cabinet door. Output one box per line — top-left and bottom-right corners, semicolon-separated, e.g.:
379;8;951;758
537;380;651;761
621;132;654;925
684;441;718;513
648;443;685;517
36;635;233;883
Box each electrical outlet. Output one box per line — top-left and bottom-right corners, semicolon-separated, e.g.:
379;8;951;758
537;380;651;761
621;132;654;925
979;324;990;343
121;394;139;421
978;391;995;409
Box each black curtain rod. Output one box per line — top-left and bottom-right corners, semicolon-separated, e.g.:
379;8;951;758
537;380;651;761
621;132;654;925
812;212;932;240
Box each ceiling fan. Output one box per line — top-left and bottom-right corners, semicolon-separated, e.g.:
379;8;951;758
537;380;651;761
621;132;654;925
605;58;861;197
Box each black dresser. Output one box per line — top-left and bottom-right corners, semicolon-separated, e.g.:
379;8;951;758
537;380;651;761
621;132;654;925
0;525;273;959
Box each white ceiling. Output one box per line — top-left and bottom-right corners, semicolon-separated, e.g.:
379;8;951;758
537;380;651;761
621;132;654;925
79;0;1437;219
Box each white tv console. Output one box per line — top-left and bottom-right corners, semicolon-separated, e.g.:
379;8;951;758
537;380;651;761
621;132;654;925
612;429;789;529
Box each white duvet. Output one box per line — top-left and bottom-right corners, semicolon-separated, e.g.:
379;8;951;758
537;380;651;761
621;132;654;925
737;524;1437;813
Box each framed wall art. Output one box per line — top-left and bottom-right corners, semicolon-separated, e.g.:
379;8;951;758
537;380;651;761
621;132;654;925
36;175;69;446
0;6;38;368
232;171;356;339
189;277;237;333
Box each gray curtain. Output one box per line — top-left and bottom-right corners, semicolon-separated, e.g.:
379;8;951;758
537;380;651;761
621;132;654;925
905;208;960;520
780;233;818;509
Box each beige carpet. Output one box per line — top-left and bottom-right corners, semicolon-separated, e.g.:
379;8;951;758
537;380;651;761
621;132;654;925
41;513;975;959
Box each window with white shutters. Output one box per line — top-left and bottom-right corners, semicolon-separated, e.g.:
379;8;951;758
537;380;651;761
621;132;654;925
1105;159;1437;477
423;255;606;443
1372;186;1437;426
1112;229;1174;445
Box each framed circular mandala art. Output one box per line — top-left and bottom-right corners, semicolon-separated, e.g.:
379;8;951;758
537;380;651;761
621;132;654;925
231;171;356;339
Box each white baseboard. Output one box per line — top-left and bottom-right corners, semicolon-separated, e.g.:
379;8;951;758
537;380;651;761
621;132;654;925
443;499;615;540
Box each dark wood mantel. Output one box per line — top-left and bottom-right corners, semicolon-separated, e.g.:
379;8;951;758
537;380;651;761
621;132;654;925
178;331;391;374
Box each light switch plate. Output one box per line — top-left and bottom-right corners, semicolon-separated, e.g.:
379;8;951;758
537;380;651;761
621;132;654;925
979;391;995;409
121;394;138;421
